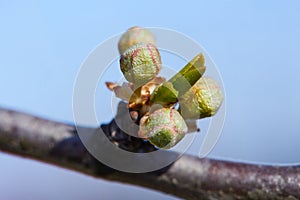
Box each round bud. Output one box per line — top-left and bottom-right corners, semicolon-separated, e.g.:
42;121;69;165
120;43;162;86
118;26;156;55
139;108;187;149
179;77;223;119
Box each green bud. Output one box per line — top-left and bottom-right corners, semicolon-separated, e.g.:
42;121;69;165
118;26;156;55
179;77;223;119
120;42;162;86
139;108;188;149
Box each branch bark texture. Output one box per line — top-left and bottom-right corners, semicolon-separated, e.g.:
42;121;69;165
0;106;299;200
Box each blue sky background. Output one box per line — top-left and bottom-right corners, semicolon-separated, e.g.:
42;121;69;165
0;1;300;199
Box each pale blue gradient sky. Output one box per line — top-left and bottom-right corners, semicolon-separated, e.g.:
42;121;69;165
0;1;300;199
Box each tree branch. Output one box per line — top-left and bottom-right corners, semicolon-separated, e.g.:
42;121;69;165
0;105;299;200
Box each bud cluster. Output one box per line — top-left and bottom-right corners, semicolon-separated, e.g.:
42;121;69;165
105;26;223;149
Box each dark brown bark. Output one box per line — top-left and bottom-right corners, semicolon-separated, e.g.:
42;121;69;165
0;105;299;200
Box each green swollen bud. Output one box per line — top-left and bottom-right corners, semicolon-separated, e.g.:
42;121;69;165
179;77;223;119
120;42;162;86
118;26;156;55
139;108;187;149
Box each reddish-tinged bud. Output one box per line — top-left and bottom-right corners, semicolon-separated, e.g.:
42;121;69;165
139;108;187;149
118;26;156;55
120;43;162;86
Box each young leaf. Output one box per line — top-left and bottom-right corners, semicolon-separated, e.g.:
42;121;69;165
150;82;178;106
169;53;206;96
150;53;206;106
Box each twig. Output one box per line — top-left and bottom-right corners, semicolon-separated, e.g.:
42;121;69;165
0;105;299;200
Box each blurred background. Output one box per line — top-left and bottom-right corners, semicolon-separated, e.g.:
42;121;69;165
0;1;299;199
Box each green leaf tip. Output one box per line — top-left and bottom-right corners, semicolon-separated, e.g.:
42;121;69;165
150;82;179;106
150;53;206;106
169;53;206;96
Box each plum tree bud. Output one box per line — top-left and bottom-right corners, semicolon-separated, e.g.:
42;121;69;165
120;42;162;86
118;26;156;55
179;77;223;119
139;108;188;149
